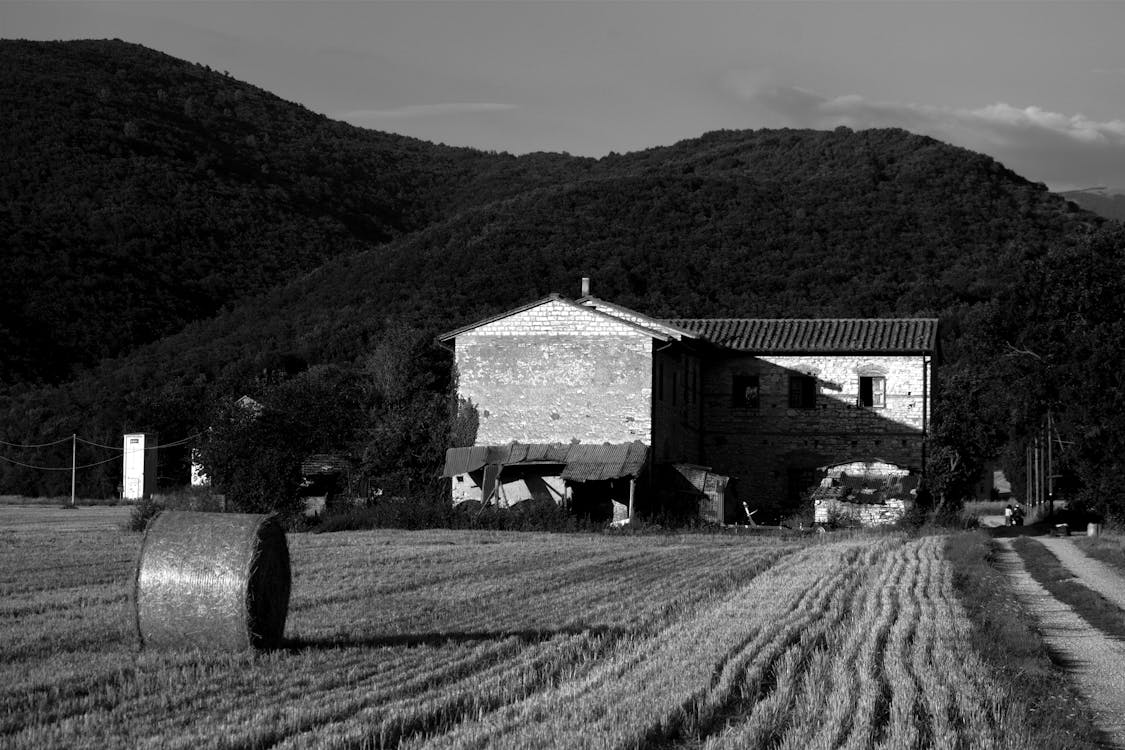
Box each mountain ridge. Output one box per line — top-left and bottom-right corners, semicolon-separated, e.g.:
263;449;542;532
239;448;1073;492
0;38;1110;500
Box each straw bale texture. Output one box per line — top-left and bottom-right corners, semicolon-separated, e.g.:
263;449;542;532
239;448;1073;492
133;510;290;651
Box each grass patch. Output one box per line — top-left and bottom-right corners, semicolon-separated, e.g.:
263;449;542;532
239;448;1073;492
946;531;1106;749
1011;537;1125;640
1074;531;1125;576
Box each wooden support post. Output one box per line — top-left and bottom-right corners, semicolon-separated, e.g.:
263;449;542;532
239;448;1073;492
628;478;635;521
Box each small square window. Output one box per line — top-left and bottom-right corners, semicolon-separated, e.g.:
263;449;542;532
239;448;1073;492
860;376;886;408
732;375;760;408
788;375;816;409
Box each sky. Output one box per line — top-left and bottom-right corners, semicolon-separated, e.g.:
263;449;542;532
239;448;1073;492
6;0;1125;191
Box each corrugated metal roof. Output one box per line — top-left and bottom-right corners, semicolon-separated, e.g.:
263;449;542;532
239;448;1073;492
560;442;649;482
664;318;938;353
442;442;648;481
442;445;493;477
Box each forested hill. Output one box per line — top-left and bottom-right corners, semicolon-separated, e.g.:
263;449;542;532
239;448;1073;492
0;38;1103;390
2;39;1114;504
0;39;595;386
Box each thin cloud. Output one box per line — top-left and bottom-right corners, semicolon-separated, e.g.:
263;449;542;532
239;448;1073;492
728;76;1125;189
337;102;518;122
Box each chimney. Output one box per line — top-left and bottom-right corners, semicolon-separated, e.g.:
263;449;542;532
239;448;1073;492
581;277;590;297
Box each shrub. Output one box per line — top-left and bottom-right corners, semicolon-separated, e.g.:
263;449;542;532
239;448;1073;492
126;496;163;532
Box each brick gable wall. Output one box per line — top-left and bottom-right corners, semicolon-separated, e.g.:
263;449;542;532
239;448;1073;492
456;300;654;445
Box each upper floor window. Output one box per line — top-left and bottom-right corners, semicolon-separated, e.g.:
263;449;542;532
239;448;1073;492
789;375;817;409
860;376;886;408
732;375;760;408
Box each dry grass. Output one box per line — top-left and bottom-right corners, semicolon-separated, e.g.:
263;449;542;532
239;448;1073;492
0;509;1107;749
1074;529;1125;575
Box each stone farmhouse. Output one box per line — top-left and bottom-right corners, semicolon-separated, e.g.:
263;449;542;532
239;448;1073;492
439;283;938;525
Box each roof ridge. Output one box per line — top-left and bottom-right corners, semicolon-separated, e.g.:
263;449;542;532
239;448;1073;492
665;316;939;322
439;294;679;342
582;296;698;340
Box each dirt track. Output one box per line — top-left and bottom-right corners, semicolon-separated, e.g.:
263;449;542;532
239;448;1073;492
996;535;1125;747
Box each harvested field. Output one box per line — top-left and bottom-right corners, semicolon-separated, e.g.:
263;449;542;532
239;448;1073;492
0;510;1065;748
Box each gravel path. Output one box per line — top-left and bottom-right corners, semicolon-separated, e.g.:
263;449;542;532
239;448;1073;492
994;537;1125;747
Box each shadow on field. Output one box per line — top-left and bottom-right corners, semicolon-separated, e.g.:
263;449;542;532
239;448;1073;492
282;625;632;652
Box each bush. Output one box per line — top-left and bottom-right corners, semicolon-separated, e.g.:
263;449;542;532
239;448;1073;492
820;504;861;530
125;495;163;532
194;402;305;522
307;496;452;532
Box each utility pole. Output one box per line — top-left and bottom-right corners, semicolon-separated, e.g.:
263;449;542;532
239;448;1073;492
70;434;76;508
1047;413;1054;509
1033;434;1042;506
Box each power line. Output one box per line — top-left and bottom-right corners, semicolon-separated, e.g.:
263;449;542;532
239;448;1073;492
0;453;123;472
0;432;205;473
74;436;125;451
0;436;74;449
148;433;205;450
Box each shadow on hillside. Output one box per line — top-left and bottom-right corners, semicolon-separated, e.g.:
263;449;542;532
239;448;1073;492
282;624;632;652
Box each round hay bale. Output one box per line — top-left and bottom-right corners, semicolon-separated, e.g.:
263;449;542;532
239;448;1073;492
133;510;290;651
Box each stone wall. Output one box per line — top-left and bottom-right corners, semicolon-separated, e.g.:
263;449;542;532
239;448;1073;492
700;353;932;516
456;299;654;445
814;497;908;526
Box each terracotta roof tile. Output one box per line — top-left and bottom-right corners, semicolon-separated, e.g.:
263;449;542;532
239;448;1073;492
664;318;938;353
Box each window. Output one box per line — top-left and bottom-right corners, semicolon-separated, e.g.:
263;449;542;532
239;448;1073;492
732;375;760;408
860;376;886;408
788;375;816;409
